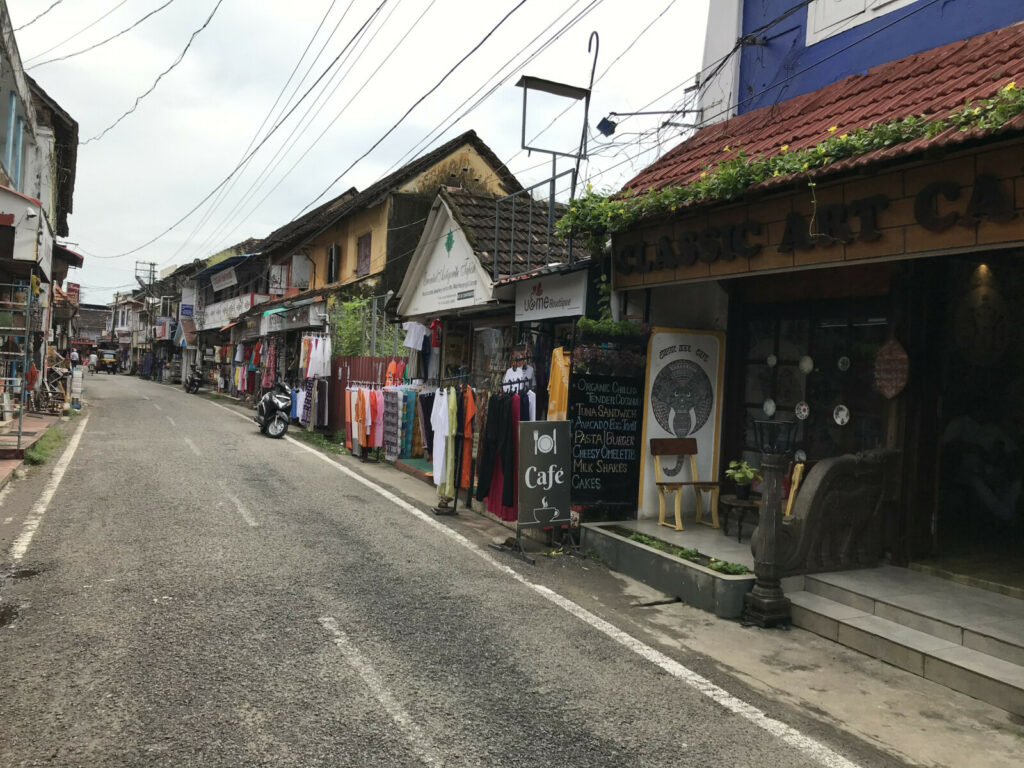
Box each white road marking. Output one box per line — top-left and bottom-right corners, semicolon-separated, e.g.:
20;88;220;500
142;396;150;400
225;491;257;527
10;416;90;562
0;483;13;509
166;415;176;426
183;437;201;456
206;400;859;768
318;617;445;767
3;517;12;524
152;402;162;411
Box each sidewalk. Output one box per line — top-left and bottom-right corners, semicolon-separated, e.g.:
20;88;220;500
0;412;63;484
210;396;1022;767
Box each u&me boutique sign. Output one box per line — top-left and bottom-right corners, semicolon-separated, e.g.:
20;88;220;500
612;143;1024;288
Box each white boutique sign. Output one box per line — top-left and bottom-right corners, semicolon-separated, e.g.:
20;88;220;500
515;270;587;321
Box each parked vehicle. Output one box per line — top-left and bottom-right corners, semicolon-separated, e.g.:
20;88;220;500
97;351;119;374
254;382;292;438
184;365;203;394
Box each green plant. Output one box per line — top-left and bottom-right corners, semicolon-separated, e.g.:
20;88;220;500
624;531;750;574
724;460;761;486
556;80;1024;246
24;426;65;465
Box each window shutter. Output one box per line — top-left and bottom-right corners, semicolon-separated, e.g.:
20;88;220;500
357;233;371;276
327;244;339;283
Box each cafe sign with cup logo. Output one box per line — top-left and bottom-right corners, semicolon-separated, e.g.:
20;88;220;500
518;421;571;529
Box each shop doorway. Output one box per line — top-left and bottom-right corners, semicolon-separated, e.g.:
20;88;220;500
926;253;1024;591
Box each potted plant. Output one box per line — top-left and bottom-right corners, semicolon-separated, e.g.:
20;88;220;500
725;460;762;500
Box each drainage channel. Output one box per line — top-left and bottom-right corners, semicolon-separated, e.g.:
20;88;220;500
631;597;681;608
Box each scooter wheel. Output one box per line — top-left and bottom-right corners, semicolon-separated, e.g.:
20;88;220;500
267;416;288;439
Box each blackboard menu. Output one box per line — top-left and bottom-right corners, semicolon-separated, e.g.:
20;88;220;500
568;373;644;505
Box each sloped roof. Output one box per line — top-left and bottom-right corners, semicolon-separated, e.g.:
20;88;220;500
260;130;522;256
26;75;78;237
441;187;584;278
623;21;1024;196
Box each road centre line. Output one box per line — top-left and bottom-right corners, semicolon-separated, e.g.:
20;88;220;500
166;416;176;427
318;617;445;768
225;491;257;527
10;416;90;562
183;437;201;456
152;402;162;411
206;400;859;768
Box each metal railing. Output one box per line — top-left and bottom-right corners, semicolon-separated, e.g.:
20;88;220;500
493;168;576;282
0;282;32;449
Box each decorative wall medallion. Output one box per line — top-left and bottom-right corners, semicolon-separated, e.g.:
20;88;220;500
833;405;850;426
766;354;778;367
837;356;850;372
763;398;777;417
799;355;814;374
795;401;810;420
873;339;909;399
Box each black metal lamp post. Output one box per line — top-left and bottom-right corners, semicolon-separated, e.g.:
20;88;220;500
745;420;796;628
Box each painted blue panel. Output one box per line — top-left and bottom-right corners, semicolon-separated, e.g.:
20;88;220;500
737;0;1024;115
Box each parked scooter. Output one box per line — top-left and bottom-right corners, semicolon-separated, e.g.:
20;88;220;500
254;382;292;438
184;365;203;394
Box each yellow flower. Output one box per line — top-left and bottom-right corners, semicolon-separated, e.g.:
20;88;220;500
700;171;707;179
828;126;837;133
802;162;809;170
773;170;780;177
839;133;848;140
723;145;730;152
780;144;789;152
1004;81;1016;91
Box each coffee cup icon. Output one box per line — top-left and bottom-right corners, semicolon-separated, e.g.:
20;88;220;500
533;496;558;524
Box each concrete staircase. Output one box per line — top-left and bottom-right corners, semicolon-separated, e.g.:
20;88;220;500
788;566;1024;715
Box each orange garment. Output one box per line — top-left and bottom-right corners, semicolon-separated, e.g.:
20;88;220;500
547;346;570;420
385;360;398;386
460;388;476;489
354;390;366;448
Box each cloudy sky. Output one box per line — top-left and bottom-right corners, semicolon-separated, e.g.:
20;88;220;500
11;0;710;304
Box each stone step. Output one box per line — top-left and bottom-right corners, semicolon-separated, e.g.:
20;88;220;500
803;568;1024;666
790;591;1024;716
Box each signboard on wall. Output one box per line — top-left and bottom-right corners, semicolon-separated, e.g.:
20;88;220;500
197;293;270;330
210;266;238;292
568;373;643;505
515;270;588;321
638;328;726;520
65;282;80;303
518;421;571;528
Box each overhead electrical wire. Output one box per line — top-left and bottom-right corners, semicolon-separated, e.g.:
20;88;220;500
14;0;65;32
88;0;388;260
294;0;530;218
81;0;225;144
194;0;438;259
21;0;129;64
28;0;178;70
168;0;349;263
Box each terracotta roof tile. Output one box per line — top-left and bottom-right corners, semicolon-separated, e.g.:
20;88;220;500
622;22;1024;196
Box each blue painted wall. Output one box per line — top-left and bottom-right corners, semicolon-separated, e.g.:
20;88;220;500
737;0;1024;115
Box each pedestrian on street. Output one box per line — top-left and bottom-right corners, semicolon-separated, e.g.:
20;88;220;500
70;348;80;369
88;350;98;374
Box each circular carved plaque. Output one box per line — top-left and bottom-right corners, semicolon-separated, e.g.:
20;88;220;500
873;339;909;399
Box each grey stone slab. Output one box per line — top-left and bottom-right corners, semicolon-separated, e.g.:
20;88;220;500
964;618;1024;666
811;565;942;597
924;647;1024;717
837;621;927;676
791;604;839;642
788;590;870;621
805;577;875;613
843;614;957;654
874;600;962;644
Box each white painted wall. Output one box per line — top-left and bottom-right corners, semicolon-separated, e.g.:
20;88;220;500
698;0;744;125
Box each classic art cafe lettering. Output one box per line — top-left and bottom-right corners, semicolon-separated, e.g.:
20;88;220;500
614;172;1016;273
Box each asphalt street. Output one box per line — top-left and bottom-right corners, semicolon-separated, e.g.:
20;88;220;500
0;374;906;768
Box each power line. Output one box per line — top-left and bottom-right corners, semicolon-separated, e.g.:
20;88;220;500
191;0;435;260
22;0;129;64
168;0;349;263
295;0;530;218
14;0;65;32
28;0;178;70
88;0;389;261
81;0;225;144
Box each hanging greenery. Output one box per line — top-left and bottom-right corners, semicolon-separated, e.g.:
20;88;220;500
556;81;1024;249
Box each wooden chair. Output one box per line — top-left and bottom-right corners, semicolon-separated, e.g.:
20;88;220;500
650;437;720;531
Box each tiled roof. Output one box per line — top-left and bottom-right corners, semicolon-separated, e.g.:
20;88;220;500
440;187;586;278
622;21;1024;196
260;130;521;256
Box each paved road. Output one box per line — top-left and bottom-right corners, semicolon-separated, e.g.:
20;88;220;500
0;375;899;767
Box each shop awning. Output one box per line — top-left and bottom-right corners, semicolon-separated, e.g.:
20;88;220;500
53;244;84;268
262;306;288;317
220;321;238;331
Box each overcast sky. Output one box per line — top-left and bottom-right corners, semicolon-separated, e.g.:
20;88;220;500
11;0;710;304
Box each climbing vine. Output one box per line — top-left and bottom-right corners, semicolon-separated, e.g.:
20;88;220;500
557;81;1024;249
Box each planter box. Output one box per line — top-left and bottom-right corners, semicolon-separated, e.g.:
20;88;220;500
582;523;755;618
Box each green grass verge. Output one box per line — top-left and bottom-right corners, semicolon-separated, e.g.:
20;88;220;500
289;428;347;455
24;426;65;465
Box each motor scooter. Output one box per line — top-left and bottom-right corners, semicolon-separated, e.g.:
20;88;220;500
184;364;203;394
254;382;292;438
